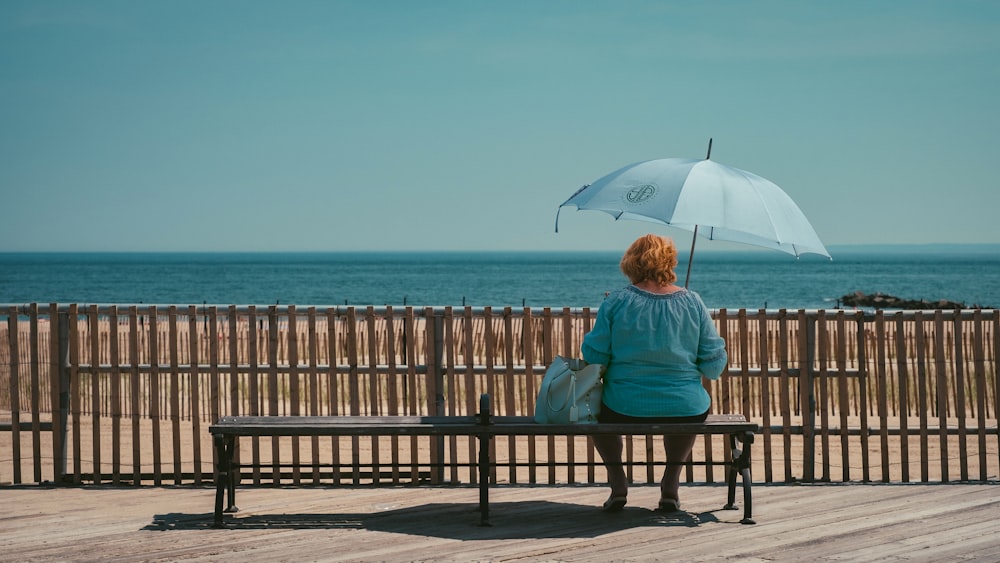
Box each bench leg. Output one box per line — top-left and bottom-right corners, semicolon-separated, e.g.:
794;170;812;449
213;434;239;527
477;432;492;526
476;394;494;527
724;431;756;525
213;434;227;527
226;435;238;513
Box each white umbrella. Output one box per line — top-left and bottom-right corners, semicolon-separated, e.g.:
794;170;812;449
556;140;830;287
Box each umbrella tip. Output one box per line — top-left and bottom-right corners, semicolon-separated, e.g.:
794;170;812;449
706;138;713;160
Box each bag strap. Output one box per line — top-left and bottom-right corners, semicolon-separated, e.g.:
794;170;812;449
546;372;576;412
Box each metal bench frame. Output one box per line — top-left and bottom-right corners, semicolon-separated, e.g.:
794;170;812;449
210;394;758;527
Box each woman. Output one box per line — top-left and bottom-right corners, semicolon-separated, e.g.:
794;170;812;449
581;234;728;513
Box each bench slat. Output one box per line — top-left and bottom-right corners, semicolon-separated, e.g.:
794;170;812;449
209;414;758;438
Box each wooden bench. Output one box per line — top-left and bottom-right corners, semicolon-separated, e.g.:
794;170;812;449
209;395;759;527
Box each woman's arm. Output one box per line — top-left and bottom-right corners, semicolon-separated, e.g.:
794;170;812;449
695;304;728;380
581;299;614;366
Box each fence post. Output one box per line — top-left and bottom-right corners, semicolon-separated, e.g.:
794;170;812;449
431;310;446;482
433;309;445;416
57;310;71;482
802;312;817;482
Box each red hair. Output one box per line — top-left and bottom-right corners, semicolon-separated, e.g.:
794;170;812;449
619;234;678;285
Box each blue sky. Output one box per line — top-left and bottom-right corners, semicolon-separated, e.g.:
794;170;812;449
2;1;998;252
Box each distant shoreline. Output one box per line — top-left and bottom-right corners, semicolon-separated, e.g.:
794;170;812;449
825;243;1000;255
1;243;999;256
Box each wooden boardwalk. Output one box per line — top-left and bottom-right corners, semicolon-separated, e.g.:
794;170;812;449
2;483;997;561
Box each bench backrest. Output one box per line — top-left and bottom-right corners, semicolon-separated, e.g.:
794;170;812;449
210;414;758;437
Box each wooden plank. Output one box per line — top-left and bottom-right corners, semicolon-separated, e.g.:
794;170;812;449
874;311;889;482
287;306;301;484
856;306;870;482
324;307;341;484
836;312;851;481
6;307;21;484
952;312;968;480
560;308;578;484
48;302;61;484
168;307;182;485
483;306;499;482
208;307;221;420
345;307;361;485
442;307;458;483
148;306;163;485
894;312;910;482
307;307;320;485
128;306;141;485
522;307;538;485
267;306;280;484
29;304;42;483
483;307;497;411
385;307;402;412
70;303;81;483
542;308;556;484
757;309;772;484
972;310;988;480
228;306;239;418
778;310;793;482
739;309;752;421
460;307;477;483
385;306;404;483
108;306;121;485
796;310;813;482
717;309;732;415
502;307;518;483
816;310;830;482
186;306;202;485
915;311;930;481
88;305;102;484
461;307;476;415
994;311;1000;467
425;306;441;484
404;307;419;482
404;307;418;416
364;306;378;415
367;307;382;481
246;306;261;485
933;311;949;481
718;309;746;486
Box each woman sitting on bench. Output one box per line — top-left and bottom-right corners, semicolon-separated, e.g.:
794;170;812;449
582;234;729;513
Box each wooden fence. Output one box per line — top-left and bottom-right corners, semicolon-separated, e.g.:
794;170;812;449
1;303;998;487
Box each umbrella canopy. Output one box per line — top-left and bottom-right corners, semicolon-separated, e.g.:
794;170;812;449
556;145;830;286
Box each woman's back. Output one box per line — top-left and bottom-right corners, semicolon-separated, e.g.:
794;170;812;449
582;285;727;417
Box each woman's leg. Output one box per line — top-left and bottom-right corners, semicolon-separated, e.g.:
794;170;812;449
661;434;697;501
593;434;628;498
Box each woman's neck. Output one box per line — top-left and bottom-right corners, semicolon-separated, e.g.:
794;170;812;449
633;280;682;294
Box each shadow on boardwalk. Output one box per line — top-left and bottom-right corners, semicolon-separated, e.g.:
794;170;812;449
2;482;998;561
145;498;721;537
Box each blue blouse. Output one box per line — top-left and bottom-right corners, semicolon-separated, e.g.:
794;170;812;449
581;286;728;417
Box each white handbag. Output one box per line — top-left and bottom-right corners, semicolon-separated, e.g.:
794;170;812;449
534;356;605;424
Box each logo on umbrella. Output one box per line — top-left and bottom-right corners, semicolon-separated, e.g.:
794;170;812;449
624;184;656;205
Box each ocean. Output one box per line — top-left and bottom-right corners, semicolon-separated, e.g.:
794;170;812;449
1;247;998;310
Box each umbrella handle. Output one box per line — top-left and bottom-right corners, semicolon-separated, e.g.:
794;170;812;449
684;225;698;288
